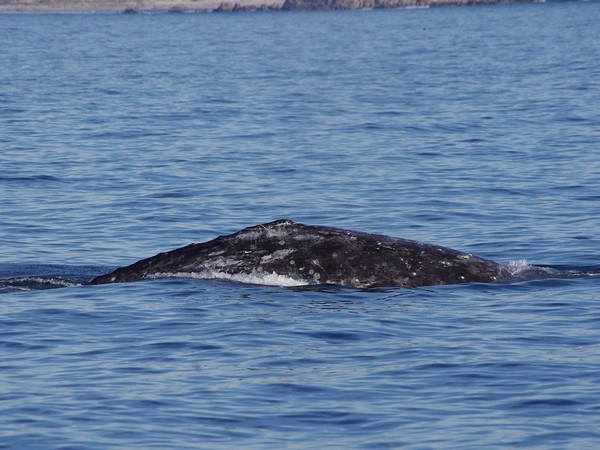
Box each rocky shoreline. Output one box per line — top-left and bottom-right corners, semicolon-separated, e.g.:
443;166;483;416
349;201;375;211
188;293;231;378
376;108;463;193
0;0;537;12
281;0;530;11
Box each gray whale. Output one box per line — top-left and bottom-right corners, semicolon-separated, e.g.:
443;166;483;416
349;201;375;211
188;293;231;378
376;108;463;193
90;219;510;288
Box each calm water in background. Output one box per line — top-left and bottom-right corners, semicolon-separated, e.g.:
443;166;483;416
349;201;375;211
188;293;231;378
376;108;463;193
1;2;600;448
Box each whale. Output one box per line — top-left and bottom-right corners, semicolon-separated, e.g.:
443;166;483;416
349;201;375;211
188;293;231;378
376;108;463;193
90;219;512;288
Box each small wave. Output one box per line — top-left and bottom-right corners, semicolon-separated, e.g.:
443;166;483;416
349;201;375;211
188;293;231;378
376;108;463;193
505;260;561;276
504;259;531;276
149;270;309;288
503;260;600;283
0;264;108;289
503;260;562;281
0;174;61;183
0;277;78;292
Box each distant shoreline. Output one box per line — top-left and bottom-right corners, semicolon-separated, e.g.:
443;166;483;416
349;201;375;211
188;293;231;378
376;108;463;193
0;0;550;13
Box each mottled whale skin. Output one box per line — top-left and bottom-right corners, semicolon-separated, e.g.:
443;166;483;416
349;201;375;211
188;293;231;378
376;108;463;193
90;219;510;288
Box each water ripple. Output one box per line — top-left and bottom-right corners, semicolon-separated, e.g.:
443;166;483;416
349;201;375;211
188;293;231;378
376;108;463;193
1;4;600;449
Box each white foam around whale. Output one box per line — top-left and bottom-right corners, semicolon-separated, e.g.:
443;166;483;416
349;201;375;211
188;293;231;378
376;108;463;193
504;259;531;276
150;270;310;287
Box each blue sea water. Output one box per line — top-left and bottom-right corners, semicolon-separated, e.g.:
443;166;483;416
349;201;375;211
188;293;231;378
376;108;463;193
1;2;600;448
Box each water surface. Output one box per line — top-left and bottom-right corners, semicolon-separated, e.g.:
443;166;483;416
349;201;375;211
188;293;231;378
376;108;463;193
1;3;600;448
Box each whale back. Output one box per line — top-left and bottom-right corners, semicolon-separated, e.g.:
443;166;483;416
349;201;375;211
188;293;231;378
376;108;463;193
90;219;508;288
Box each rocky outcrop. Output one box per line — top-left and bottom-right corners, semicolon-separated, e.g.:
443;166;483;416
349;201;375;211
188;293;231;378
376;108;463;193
214;1;280;11
282;0;391;9
281;0;523;10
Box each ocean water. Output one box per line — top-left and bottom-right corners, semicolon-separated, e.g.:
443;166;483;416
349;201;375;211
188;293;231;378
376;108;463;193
1;2;600;448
